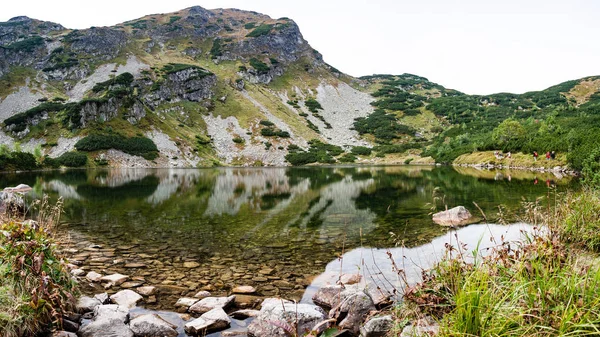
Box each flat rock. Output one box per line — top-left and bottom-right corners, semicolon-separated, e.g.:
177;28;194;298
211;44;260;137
222;329;248;337
110;289;143;309
100;273;129;286
360;315;394;337
184;308;231;334
231;309;260;319
120;281;144;288
76;296;101;313
432;206;474;226
130;314;178;337
52;332;77;337
137;286;157;296
86;271;103;282
232;285;256;294
189;295;235;314
175;297;199;308
124;263;147;268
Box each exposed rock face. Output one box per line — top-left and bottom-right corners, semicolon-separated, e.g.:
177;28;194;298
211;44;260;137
432;206;474;226
143;67;217;108
69;27;127;60
248;298;327;337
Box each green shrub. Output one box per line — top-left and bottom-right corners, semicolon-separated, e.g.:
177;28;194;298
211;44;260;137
246;24;273;37
260;120;275;127
56;152;87;167
244;22;256;29
261;128;276;137
339;153;356;163
404;157;414;164
232;137;245;144
305;98;323;113
351;146;372;156
249;58;270;74
75;134;159;159
168;16;181;24
4;36;44;52
0;152;38;171
92;72;134;92
210;39;223;59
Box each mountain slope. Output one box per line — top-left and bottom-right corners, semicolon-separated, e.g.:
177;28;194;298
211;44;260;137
0;6;373;167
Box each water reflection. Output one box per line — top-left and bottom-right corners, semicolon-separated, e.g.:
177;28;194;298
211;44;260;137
0;166;574;309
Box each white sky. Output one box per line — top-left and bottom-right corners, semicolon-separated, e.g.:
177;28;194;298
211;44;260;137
2;0;599;95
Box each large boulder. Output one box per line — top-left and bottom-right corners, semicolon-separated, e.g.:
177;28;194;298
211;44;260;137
432;206;474;226
189;295;235;314
248;298;327;337
184;307;231;335
78;305;132;337
313;285;377;334
129;314;178;337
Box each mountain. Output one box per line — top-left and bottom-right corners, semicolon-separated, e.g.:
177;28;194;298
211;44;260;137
0;6;599;170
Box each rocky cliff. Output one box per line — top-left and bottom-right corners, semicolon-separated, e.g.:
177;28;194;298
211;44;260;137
0;6;380;167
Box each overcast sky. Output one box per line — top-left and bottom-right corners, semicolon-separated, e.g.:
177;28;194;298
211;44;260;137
2;0;599;94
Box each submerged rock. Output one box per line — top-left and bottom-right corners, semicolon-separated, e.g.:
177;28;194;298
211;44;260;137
432;206;474;226
100;273;129;285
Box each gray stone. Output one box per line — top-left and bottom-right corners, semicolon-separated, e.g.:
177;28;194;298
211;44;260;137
339;273;362;285
189;295;235;314
184;308;231;334
248;299;327;337
52;332;77;337
79;305;132;337
193;290;211;299
360;315;394;337
129;314;178;337
71;269;85;277
86;271;103;282
432;206;474;226
335;291;376;334
94;293;109;304
110;289;143;309
76;296;101;313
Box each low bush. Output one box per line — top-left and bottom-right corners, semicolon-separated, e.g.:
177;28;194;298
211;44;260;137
56;152;87;167
246;24;273;37
351;146;372;156
249;58;270;74
75;134;159;160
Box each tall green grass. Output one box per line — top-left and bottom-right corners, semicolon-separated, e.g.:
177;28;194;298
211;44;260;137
399;189;600;336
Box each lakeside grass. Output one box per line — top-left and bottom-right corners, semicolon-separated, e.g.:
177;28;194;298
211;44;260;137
394;188;600;336
453;151;568;169
0;198;76;336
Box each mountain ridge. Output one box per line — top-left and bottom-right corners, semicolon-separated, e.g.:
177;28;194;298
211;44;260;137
0;6;599;171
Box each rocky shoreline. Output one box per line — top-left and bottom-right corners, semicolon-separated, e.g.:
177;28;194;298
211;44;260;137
53;273;399;337
452;163;578;176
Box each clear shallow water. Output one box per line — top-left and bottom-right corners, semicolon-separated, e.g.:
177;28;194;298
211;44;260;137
0;166;573;314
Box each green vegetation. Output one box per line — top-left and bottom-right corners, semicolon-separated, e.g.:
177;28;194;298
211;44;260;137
232;136;244;144
354;109;416;141
168;16;181;24
260;128;290;138
92;72;134;92
3;102;65;132
304;98;323;113
398;189;600;337
246;24;273;37
249;58;270;74
259;120;275;127
2;36;44;52
285;139;344;165
244;22;256;29
210;39;223;59
75;134;159;160
161;63;211;76
351;146;372;156
55;152;88;167
0;151;38;171
0;201;76;336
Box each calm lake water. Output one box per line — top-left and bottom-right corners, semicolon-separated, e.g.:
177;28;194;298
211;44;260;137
0;166;574;320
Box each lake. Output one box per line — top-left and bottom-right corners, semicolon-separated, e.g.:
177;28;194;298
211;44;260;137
0;166;573;315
